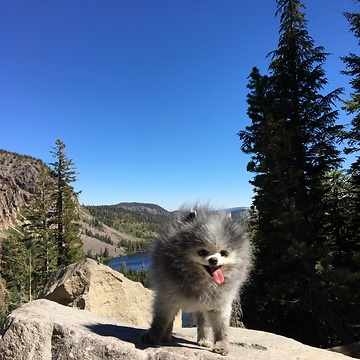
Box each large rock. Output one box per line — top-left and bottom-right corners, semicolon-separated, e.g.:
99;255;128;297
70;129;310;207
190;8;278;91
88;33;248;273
0;299;353;360
39;258;156;327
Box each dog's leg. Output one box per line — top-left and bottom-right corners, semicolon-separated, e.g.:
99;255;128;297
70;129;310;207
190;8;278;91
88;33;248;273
196;312;212;348
141;298;178;344
207;309;230;356
161;321;173;342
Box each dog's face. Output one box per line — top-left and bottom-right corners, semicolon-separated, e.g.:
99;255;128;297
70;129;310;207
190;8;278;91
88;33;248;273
161;207;247;286
188;246;238;285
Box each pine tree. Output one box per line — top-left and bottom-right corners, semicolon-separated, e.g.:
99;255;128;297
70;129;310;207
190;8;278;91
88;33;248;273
139;262;149;288
239;0;352;346
119;262;127;274
341;1;360;262
0;234;30;311
338;0;360;339
49;138;84;267
342;1;360;159
314;169;360;339
23;164;58;296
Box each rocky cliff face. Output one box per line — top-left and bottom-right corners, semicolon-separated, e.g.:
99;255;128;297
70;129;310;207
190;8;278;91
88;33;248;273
0;150;45;230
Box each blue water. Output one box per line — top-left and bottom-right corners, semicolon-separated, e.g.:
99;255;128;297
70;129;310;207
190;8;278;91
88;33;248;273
108;252;151;272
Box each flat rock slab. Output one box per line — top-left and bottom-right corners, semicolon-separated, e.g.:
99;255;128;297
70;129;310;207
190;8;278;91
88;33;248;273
0;299;353;360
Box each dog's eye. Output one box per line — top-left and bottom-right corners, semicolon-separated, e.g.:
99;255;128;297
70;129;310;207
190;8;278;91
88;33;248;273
220;250;229;257
197;249;209;257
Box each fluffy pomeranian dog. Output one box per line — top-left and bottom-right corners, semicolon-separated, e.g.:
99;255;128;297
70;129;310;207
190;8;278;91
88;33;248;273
141;205;252;356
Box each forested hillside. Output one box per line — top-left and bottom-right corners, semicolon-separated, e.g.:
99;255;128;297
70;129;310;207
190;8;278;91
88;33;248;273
84;203;171;240
0;141;85;321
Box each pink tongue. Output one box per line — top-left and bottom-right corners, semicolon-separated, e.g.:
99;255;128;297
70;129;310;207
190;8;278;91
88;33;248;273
210;266;224;285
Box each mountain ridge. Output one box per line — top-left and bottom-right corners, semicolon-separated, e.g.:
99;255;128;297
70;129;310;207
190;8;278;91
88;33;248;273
112;202;170;214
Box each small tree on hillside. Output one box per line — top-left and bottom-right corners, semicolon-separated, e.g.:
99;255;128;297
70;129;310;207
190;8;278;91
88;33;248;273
0;234;30;311
49;138;84;267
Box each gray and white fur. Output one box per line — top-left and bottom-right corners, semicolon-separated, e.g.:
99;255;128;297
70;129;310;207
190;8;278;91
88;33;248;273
141;205;252;356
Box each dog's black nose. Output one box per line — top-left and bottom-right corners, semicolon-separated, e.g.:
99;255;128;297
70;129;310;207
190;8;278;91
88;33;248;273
209;257;218;266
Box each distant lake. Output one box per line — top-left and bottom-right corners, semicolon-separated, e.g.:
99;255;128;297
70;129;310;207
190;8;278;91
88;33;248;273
108;252;151;272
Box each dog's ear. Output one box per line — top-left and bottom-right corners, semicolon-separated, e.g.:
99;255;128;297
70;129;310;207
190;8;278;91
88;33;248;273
184;210;197;223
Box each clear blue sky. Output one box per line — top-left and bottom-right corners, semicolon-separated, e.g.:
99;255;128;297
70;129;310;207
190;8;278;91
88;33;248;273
1;0;358;211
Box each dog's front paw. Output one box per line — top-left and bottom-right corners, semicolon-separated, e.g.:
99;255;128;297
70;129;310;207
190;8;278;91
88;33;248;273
197;338;212;348
213;340;229;356
140;329;160;345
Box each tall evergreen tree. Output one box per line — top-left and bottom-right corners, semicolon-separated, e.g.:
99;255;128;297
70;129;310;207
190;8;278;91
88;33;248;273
342;1;360;161
238;0;353;346
23;164;58;296
49;138;84;267
339;0;360;339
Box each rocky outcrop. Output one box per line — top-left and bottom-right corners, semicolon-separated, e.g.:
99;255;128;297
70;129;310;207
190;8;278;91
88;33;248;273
0;299;354;360
39;258;159;327
0;150;44;229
